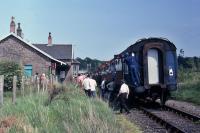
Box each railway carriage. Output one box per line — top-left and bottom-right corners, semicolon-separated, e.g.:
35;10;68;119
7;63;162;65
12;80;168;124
101;38;177;105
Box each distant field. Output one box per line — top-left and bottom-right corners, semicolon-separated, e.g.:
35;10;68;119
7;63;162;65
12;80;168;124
172;71;200;105
0;83;141;133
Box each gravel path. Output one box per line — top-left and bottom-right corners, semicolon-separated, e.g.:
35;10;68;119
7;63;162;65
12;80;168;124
166;100;200;117
126;108;168;133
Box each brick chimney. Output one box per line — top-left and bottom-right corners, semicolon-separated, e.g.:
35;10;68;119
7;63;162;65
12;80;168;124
10;16;16;33
17;23;22;38
47;32;52;46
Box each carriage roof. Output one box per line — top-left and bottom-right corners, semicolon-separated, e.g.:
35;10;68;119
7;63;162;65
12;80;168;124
119;37;176;57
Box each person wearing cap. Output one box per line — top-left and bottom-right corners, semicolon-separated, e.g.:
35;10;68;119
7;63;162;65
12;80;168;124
117;80;130;114
124;52;140;87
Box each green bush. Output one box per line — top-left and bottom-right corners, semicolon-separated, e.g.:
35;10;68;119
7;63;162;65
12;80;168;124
0;61;23;91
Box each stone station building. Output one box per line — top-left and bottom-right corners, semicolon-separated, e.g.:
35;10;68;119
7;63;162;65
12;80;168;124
0;17;79;82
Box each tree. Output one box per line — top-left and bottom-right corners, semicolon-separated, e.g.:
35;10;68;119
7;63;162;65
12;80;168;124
0;61;23;91
193;56;200;71
179;49;184;57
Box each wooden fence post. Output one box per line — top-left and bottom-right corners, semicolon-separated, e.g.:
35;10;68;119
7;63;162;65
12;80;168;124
21;76;25;96
0;75;4;106
12;76;17;104
37;77;40;93
28;77;32;95
55;76;58;84
50;74;53;85
42;79;45;93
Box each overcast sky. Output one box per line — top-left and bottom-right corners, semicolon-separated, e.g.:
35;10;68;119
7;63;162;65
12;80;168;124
0;0;200;60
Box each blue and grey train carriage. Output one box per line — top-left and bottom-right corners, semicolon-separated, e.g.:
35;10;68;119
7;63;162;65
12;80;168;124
110;37;177;105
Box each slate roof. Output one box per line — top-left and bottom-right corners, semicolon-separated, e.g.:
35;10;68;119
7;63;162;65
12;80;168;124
33;44;72;60
71;59;80;64
0;33;66;65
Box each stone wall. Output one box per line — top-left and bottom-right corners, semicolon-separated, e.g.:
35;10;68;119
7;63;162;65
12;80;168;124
0;36;51;75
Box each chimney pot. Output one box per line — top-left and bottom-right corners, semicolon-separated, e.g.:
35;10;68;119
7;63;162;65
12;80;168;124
17;23;22;38
10;16;16;33
48;32;52;45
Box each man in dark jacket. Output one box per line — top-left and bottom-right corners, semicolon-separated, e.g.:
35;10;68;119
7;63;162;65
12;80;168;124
124;52;140;87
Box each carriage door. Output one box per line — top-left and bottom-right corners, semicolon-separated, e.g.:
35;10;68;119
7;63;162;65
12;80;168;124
147;49;159;84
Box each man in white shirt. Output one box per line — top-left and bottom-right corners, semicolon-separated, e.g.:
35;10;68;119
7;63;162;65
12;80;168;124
82;74;91;97
117;80;130;114
89;77;97;97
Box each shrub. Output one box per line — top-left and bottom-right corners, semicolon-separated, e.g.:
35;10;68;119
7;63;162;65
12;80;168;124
0;61;23;91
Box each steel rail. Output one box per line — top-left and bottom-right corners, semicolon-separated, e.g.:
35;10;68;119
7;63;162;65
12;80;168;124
163;105;200;122
140;107;186;133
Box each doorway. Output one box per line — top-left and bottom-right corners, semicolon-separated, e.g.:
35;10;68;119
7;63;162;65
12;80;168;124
147;49;160;84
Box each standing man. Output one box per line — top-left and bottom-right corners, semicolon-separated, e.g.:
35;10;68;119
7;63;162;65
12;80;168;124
106;79;115;101
124;52;140;87
76;73;85;88
117;80;130;114
34;73;40;92
89;77;97;98
82;74;91;97
100;77;106;98
40;73;47;92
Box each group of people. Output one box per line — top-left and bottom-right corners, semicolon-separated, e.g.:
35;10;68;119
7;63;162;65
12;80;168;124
76;73;130;114
34;73;48;92
101;78;130;114
76;74;97;97
100;78;115;100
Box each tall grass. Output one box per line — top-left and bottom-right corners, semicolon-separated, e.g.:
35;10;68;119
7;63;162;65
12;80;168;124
0;83;141;133
178;70;200;83
173;70;200;105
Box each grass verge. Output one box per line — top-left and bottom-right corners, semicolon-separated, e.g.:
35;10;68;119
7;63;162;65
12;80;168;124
0;83;141;133
172;71;200;105
173;81;200;105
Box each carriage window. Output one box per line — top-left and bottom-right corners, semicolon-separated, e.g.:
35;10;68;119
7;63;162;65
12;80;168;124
115;59;118;70
115;59;122;71
110;62;116;72
118;59;122;71
124;63;129;74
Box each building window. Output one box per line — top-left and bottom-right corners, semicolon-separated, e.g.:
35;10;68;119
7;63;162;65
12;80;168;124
73;65;76;71
24;65;32;77
60;71;65;79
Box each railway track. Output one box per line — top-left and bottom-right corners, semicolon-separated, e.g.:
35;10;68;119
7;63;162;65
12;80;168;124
163;105;200;122
139;105;200;133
